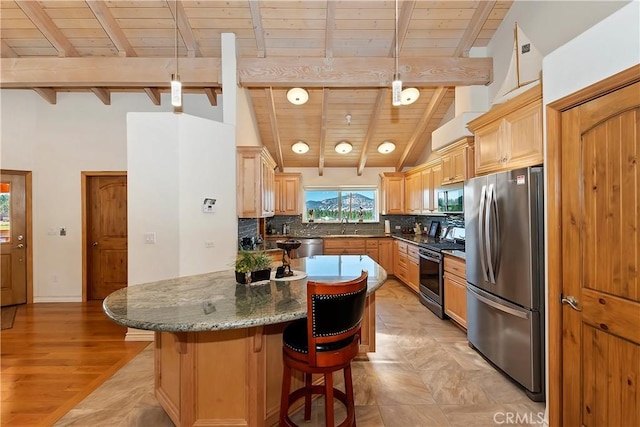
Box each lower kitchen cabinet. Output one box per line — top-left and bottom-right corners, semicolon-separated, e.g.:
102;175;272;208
394;239;419;293
323;238;366;255
377;238;394;274
444;254;467;329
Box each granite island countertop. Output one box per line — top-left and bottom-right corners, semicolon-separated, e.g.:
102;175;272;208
103;255;387;333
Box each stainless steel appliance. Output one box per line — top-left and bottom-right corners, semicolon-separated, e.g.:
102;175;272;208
419;240;464;318
294;238;324;258
464;166;544;402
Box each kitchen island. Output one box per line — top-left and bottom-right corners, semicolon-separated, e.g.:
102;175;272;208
103;255;387;427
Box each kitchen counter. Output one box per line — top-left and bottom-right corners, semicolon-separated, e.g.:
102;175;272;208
103;255;386;332
103;255;386;427
443;249;466;260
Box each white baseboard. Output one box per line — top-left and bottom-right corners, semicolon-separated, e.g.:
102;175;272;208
125;328;154;342
33;296;83;303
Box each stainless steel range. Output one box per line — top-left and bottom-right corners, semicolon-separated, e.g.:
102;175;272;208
418;240;464;318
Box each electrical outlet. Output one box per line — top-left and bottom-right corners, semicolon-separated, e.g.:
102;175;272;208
144;232;156;244
205;241;215;248
59;227;66;236
395;225;401;230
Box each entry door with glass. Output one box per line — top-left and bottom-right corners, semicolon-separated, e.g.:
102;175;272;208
0;172;28;306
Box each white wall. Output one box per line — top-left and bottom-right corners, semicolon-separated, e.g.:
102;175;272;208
286;167;394;188
127;113;237;285
236;87;263;147
0;90;224;301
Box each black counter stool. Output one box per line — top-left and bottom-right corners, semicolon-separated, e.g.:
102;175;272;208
279;271;368;427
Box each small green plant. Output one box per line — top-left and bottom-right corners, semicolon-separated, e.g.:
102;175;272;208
234;250;272;273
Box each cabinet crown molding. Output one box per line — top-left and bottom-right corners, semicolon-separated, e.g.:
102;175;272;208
467;84;542;132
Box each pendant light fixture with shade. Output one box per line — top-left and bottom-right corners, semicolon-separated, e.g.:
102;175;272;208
170;0;181;108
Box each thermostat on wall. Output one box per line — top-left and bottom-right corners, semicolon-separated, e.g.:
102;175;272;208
203;198;216;213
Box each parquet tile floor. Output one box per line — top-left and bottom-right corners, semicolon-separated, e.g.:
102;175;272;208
4;279;546;426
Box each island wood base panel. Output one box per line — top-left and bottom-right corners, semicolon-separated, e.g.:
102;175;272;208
153;296;375;427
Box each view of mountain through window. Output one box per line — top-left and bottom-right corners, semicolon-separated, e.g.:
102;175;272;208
304;189;377;222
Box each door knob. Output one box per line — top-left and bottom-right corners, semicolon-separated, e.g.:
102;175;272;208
561;295;582;311
92;241;99;246
16;243;24;249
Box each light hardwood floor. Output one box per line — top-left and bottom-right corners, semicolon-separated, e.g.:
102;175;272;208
0;302;148;426
48;279;545;426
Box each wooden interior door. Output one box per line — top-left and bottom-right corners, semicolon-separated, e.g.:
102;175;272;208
0;172;27;306
561;81;639;425
87;175;128;300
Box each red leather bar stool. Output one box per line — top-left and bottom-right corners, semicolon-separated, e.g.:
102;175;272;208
279;271;368;427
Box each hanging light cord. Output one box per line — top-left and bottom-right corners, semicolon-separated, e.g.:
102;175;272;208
394;0;399;78
174;0;179;76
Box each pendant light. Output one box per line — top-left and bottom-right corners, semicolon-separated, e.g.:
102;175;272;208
392;0;402;107
171;0;182;108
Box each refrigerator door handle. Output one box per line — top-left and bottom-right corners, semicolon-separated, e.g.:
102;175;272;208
485;184;497;284
478;185;489;282
468;286;529;319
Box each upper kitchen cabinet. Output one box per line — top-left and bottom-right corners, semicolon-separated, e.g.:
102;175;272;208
274;173;301;215
468;85;543;176
237;147;276;218
404;170;423;214
380;172;405;215
437;137;475;185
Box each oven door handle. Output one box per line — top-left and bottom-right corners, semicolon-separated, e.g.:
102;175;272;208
419;253;440;263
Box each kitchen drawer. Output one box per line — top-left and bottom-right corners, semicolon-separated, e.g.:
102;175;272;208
396;240;408;253
324;238;365;251
444;255;466;277
366;239;379;249
407;243;419;259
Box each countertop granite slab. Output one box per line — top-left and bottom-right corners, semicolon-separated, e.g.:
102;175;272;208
103;255;387;333
442;249;466;260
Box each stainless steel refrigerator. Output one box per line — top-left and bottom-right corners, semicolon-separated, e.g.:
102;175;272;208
464;166;545;402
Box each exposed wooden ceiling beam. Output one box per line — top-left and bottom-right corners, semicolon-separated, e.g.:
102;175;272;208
143;87;161;105
90;87;111;105
395;87;448;171
1;58;221;88
248;1;266;58
1;56;491;88
1;41;18;58
265;87;284;172
324;1;336;58
86;0;136;57
203;88;218;106
15;0;79;57
167;0;201;58
238;56;492;87
388;0;416;57
357;88;387;176
318;88;329;176
454;1;496;57
33;88;56;104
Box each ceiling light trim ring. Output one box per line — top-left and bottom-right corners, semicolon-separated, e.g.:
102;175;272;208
335;141;353;154
286;88;309;105
291;141;309;154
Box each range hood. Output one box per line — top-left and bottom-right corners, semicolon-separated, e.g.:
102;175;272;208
431;111;483;151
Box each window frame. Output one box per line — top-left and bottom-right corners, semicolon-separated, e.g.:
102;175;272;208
302;186;380;223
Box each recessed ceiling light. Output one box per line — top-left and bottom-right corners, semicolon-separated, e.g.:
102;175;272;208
286;88;309;105
291;141;309;154
335;141;353;154
378;141;396;154
401;87;420;105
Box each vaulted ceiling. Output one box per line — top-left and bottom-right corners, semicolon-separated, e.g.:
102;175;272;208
0;1;513;174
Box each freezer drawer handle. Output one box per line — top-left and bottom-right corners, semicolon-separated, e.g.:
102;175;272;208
561;295;582;312
469;287;529;319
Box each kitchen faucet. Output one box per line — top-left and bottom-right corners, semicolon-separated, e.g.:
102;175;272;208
341;218;348;234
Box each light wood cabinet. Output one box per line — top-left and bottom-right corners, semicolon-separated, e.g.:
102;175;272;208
404;171;422;214
377;238;394;274
274;173;301;215
394;239;419;293
444;255;467;329
468;85;543;176
380;172;405;214
237;147;276;218
323;238;366;255
438;137;475;185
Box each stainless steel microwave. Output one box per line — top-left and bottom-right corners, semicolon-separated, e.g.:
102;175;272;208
437;185;464;213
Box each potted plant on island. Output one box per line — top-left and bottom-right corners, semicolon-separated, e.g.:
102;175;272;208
235;251;273;284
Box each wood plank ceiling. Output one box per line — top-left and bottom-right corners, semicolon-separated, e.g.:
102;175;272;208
0;0;512;174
